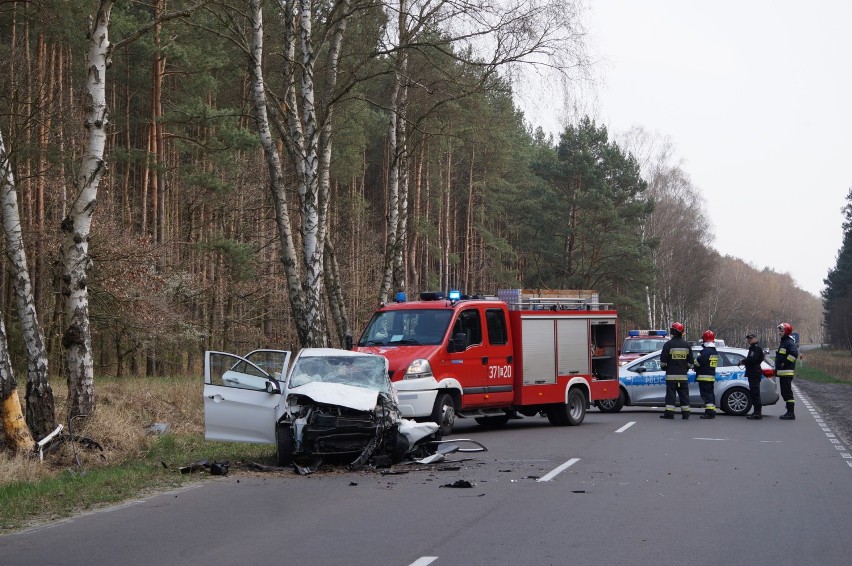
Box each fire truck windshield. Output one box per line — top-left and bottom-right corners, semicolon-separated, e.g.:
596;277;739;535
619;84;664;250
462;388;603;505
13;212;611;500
358;309;453;346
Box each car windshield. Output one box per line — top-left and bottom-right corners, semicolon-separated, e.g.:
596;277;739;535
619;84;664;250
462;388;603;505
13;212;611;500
358;309;453;346
622;339;665;354
289;355;390;393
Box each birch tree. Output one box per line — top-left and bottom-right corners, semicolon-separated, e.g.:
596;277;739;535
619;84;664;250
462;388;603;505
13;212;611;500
1;126;55;440
246;0;355;347
377;0;590;302
63;0;206;419
0;127;37;451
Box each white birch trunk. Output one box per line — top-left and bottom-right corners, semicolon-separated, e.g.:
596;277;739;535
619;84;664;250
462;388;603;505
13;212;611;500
61;0;114;419
248;0;309;344
0;127;55;438
0;128;37;451
263;0;351;347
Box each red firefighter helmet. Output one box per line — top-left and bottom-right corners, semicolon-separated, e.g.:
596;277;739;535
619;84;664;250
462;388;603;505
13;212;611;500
702;330;715;343
777;322;793;335
670;322;685;335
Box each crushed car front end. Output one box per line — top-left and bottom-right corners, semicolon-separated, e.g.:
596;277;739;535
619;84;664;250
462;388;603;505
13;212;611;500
286;391;407;466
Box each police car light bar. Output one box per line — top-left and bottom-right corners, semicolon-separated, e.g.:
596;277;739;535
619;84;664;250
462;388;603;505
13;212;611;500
628;329;668;337
394;291;407;302
448;290;462;302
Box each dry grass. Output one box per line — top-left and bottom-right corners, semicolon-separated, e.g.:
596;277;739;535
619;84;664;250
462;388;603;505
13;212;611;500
799;348;852;384
0;375;204;487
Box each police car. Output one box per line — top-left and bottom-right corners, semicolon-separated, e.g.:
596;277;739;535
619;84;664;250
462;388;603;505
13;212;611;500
618;330;669;366
597;346;779;416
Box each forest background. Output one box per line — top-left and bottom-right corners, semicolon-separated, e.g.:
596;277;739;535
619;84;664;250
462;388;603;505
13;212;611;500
0;1;825;445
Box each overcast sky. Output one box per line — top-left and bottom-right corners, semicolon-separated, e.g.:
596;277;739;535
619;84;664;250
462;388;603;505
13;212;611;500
520;0;849;297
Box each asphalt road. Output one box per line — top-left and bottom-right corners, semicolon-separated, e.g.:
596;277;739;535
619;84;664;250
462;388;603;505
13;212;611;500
3;388;852;566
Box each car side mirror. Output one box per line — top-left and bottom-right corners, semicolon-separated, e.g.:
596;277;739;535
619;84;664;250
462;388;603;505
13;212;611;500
265;380;281;394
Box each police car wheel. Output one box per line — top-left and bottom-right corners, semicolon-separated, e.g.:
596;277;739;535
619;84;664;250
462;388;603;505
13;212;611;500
597;389;625;413
721;387;752;416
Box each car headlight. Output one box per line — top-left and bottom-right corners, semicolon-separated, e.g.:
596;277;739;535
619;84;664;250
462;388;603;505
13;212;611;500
404;358;433;380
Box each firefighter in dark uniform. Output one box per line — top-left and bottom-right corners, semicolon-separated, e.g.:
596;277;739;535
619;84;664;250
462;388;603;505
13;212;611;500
775;322;799;420
694;330;719;419
742;332;765;419
660;322;693;420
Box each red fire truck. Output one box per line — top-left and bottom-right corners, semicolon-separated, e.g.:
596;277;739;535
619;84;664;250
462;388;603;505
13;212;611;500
354;289;620;435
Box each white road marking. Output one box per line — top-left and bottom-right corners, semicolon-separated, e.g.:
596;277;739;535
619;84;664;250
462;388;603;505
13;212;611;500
537;458;581;482
409;558;438;566
794;386;851;471
615;421;636;433
693;437;727;441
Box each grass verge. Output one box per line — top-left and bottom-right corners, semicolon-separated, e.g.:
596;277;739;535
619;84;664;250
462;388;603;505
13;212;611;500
797;348;852;385
0;375;276;533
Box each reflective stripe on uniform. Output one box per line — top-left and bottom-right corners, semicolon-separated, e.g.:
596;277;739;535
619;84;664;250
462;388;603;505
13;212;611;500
670;347;690;360
666;375;688;381
696;376;715;382
777;370;795;377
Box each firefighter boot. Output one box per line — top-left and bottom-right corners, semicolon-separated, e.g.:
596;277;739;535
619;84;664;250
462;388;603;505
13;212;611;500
700;410;715;419
681;412;690;420
780;406;796;420
660;412;675;420
746;412;762;420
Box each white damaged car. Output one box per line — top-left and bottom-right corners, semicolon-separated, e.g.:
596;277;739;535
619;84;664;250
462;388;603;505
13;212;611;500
203;348;439;468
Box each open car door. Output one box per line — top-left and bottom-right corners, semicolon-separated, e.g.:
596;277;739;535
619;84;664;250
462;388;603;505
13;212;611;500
203;350;290;444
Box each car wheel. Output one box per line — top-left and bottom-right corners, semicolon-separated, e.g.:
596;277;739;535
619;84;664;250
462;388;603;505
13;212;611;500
597;388;625;413
546;388;586;426
475;414;511;428
721;387;752;416
276;423;295;466
431;392;456;436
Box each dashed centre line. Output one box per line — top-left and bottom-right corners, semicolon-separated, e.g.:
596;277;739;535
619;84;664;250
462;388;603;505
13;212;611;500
537;458;580;482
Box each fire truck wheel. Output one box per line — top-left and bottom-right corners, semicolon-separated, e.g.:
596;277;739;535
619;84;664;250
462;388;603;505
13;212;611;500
431;392;456;436
275;423;295;466
546;388;586;426
596;389;625;413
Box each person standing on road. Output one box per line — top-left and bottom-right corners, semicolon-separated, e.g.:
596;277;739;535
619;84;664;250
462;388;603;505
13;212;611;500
742;333;765;419
694;330;719;419
776;322;799;420
660;322;694;420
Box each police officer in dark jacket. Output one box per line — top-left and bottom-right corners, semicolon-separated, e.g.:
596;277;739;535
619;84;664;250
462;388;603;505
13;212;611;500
742;333;765;419
775;322;799;420
694;330;719;419
660;322;694;420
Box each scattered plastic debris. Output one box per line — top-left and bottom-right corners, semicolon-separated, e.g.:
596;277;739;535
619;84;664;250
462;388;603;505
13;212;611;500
440;480;474;488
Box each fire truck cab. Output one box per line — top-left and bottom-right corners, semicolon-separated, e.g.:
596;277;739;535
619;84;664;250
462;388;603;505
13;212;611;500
354;289;619;435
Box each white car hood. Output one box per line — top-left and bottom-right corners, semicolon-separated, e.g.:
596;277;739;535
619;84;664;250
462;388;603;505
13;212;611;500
287;381;382;412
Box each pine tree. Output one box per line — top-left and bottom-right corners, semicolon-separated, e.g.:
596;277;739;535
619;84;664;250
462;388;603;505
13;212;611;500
823;187;852;349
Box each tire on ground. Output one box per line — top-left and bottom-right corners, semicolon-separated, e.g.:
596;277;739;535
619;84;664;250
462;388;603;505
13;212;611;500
546;387;586;426
430;391;456;436
276;423;295;466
